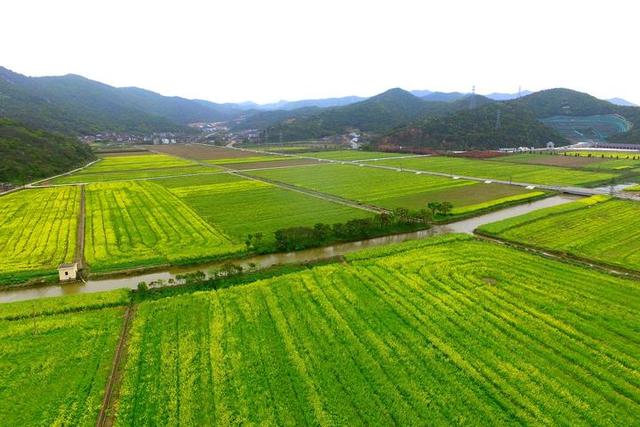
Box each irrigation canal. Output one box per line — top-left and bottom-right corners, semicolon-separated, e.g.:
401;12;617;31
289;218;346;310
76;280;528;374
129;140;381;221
0;194;580;303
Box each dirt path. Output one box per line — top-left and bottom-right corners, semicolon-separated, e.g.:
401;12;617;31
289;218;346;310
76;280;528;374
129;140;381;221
231;170;387;214
96;305;135;427
75;185;86;270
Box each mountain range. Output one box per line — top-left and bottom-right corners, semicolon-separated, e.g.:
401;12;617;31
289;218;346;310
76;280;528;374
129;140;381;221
1;66;639;152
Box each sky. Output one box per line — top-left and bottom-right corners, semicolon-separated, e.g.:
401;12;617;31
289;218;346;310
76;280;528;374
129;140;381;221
2;0;639;104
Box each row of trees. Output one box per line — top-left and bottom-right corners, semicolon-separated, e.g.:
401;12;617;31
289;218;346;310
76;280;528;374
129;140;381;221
246;203;455;253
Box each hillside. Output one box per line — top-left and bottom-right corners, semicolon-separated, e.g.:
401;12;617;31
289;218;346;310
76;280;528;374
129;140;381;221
0;119;94;184
515;89;640;142
0;67;241;134
261;89;460;141
514;88;617;117
377;102;567;151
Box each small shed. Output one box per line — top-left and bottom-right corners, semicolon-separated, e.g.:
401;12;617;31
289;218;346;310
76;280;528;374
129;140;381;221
546;141;555;149
58;262;78;281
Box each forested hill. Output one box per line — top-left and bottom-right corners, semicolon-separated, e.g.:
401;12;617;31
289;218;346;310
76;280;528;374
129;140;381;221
0;67;243;134
261;89;492;141
0;119;94;184
376;103;568;151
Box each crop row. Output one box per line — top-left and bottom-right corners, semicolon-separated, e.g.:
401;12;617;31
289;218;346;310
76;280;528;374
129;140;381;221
249;163;543;213
0;307;124;426
0;187;78;284
157;173;371;242
369;155;617;186
478;195;640;271
84;181;241;272
113;235;640;425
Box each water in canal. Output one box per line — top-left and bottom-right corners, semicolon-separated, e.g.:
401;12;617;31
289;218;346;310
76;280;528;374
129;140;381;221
0;194;580;303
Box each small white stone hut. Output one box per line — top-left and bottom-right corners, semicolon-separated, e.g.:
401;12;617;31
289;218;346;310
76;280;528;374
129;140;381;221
58;263;78;281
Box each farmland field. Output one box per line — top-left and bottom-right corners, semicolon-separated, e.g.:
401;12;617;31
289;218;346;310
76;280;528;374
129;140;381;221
203;155;287;165
370;155;617;186
48;165;221;184
157;173;372;242
87;153;198;172
84;181;242;272
215;158;322;170
47;152;220;184
478;195;640;271
564;150;640;159
495;152;606;168
249;163;544;213
151;144;276;161
0;187;79;284
113;234;640;425
304;150;419;161
0;306;125;426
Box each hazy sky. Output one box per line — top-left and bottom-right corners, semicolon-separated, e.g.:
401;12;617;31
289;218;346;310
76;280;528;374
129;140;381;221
3;0;638;104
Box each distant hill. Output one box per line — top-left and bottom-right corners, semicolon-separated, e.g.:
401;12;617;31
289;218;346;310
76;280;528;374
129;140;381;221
259;90;497;142
486;90;533;101
0;66;243;134
608;97;637;107
420;92;467;103
377;102;567;151
0;119;94;184
260;89;457;141
513;88;617;117
251;96;366;111
514;89;640;142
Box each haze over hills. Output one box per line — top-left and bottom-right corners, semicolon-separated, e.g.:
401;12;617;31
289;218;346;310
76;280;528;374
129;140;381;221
1;65;640;151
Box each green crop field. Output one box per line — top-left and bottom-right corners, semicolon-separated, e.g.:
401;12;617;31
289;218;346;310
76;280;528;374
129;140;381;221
478;195;640;271
48;165;221;184
113;234;640;425
564;150;640;159
47;152;221;185
370;156;617;186
157;173;371;242
204;155;287;165
495;152;606;168
0;306;124;426
249;163;543;213
84;181;242;272
305;150;418;161
0;187;79;284
90;153;198;171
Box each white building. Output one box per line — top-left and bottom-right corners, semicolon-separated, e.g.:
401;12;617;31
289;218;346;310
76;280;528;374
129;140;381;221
58;263;78;281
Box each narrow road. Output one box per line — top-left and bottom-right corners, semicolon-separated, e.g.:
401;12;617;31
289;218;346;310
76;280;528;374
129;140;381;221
219;144;640;200
231;170;387;214
75;185;86;270
96;305;134;427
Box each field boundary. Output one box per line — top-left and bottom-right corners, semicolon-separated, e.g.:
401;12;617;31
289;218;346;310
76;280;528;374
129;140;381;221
76;185;86;270
96;304;135;427
474;231;640;281
231;170;387;214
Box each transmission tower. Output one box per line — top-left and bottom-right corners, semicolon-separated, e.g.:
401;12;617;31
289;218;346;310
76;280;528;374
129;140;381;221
469;85;476;110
